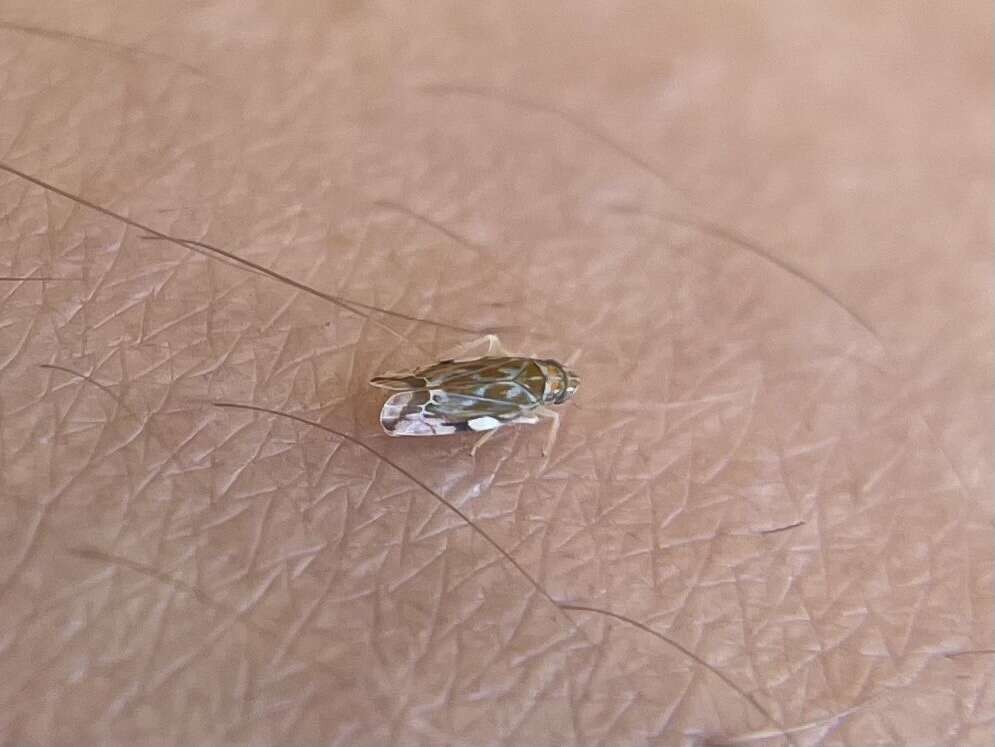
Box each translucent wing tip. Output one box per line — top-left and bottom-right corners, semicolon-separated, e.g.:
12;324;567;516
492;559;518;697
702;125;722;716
380;390;457;436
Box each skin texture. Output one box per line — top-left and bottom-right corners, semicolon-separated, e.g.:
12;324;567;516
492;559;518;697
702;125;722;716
0;2;990;745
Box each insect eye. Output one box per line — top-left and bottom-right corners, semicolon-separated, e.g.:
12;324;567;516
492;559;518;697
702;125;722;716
558;369;580;403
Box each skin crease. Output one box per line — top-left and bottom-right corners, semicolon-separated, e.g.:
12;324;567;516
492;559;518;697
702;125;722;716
0;3;990;747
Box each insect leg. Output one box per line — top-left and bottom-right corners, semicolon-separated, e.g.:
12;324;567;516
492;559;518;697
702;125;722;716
470;428;499;456
442;333;512;361
535;406;560;458
484;334;512;356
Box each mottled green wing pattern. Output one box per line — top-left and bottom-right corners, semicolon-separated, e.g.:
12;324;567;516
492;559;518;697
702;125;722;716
372;357;546;436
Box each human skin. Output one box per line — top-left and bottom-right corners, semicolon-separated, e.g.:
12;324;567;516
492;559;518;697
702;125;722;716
0;2;990;745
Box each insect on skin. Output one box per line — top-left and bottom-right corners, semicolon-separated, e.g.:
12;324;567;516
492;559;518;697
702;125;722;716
369;335;579;456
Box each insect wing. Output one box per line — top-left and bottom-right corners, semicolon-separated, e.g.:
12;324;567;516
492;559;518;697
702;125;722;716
369;373;427;391
380;390;455;435
377;357;543;436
